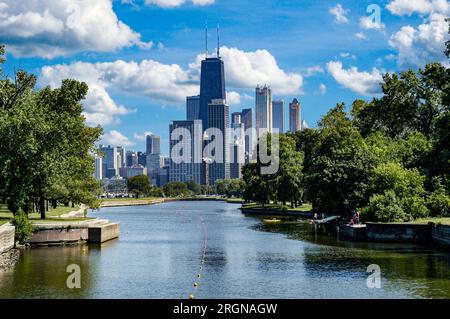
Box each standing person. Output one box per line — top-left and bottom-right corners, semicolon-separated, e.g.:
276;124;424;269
355;210;360;225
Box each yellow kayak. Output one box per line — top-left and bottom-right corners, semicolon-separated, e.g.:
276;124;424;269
263;218;281;224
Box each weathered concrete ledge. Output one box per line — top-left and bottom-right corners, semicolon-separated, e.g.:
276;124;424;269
339;224;367;242
30;219;119;245
0;223;15;254
365;222;431;243
30;224;89;245
88;222;120;244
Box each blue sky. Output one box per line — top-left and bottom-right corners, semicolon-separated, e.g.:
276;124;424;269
0;0;448;155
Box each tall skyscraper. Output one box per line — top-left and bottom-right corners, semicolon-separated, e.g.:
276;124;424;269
169;120;203;184
199;57;226;130
289;98;301;132
241;108;253;162
187;95;201;120
255;85;272;135
146;134;161;155
272;100;284;133
207;99;230;185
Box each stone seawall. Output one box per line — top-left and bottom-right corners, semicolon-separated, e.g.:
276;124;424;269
366;222;431;243
0;223;15;253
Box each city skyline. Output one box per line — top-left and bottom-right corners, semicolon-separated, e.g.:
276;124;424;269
1;0;448;155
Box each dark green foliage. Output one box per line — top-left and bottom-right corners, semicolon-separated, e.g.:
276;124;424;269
0;45;103;219
127;175;151;198
12;210;34;244
163;182;189;197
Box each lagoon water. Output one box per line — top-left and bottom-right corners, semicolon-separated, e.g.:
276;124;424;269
1;201;450;299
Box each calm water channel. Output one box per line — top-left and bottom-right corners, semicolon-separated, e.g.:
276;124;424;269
1;201;450;299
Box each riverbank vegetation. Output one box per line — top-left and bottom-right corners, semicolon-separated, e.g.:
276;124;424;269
0;45;103;220
243;35;450;223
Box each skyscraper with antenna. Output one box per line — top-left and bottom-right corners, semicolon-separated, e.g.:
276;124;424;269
199;23;226;130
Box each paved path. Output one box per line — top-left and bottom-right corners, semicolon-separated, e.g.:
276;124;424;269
59;204;86;218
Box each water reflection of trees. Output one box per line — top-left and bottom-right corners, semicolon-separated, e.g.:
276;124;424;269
1;245;92;298
255;221;450;298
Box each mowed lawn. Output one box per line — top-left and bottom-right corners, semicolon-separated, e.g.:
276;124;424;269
0;204;85;224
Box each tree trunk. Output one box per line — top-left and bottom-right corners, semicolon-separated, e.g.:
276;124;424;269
39;197;46;220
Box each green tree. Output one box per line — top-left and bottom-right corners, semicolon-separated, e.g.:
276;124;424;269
127;175;151;198
306;103;374;216
163;182;189;198
185;180;201;195
276;135;304;207
1;45;102;218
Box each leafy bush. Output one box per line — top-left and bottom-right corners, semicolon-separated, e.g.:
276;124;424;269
427;188;450;217
401;195;429;220
366;190;407;222
12;210;34;243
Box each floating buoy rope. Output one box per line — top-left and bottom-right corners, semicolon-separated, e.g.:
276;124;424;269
176;206;208;300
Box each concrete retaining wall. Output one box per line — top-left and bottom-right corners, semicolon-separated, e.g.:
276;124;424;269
366;222;431;243
431;223;450;249
30;225;88;245
0;223;15;253
339;225;367;241
88;223;120;244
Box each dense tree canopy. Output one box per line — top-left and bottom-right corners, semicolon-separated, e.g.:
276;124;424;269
242;38;450;221
0;45;102;218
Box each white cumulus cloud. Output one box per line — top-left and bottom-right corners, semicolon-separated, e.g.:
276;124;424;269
329;4;349;24
101;130;135;147
327;61;383;96
386;0;449;16
0;0;152;58
190;46;303;95
389;13;449;66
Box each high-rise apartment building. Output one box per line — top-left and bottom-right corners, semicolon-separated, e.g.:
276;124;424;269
100;145;118;178
187;95;201;120
169;120;203;184
289;98;301;132
272;100;284;133
241;108;253;162
93;154;103;180
126;151;138;167
146;134;161;155
207;99;230;185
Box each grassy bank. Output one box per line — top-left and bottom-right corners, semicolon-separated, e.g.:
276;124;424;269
408;217;450;226
0;204;89;224
241;202;313;213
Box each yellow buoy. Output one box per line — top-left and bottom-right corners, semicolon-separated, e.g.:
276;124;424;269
198;273;201;278
194;282;198;288
189;293;194;299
